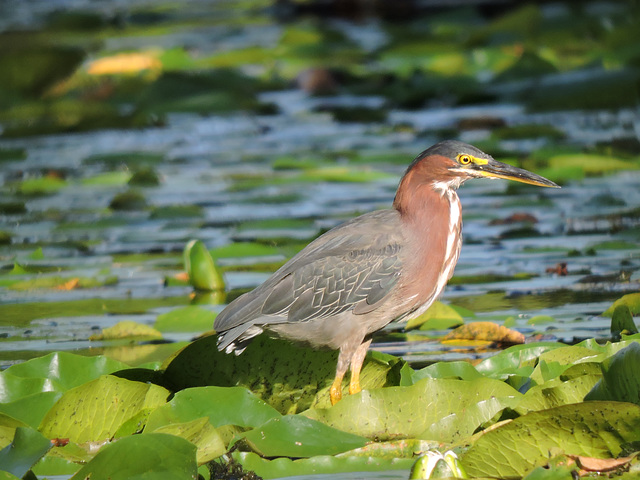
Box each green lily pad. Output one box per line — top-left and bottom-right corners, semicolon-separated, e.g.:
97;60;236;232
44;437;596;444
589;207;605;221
241;415;368;458
82;152;165;168
0;352;129;395
0;427;51;478
89;320;163;340
603;293;640;316
155;306;216;333
151;417;226;464
7;275;117;290
0;391;61;428
529;346;602;384
406;301;464;330
145;386;280;432
585;342;640;405
210;242;282;259
461;402;640;478
515;375;602;414
611;305;638;341
0;414;28;450
304;377;519;441
403;361;483;386
80;171;130;187
183;240;225;292
39;375;169;444
475;342;564;379
16;177;66;196
69;433;197;480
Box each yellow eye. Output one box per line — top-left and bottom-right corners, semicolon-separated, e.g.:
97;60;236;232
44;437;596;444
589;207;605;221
458;154;472;165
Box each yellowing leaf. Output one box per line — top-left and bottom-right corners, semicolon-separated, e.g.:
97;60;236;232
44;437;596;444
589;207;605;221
89;320;162;341
443;322;524;344
88;52;162;75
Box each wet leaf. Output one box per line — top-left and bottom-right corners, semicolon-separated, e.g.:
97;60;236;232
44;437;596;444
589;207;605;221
529;346;602;384
183;239;225;291
240;415;368;458
442;322;524;344
405;301;464;330
0;427;51;478
145;386;280;432
39;375;169;443
585;342;640;405
162;335;401;414
69;433;197;480
304;377;519;441
89;320;163;340
154;306;216;333
461;402;640;478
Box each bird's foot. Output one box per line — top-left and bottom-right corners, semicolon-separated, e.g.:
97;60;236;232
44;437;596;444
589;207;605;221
330;380;342;405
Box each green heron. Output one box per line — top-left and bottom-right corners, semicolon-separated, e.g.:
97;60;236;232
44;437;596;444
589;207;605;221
214;140;558;405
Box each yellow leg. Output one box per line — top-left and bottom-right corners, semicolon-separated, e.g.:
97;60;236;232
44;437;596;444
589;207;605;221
330;374;344;405
349;339;372;395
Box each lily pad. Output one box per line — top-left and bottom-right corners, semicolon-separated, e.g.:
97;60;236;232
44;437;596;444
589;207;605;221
304;377;519;441
145;386;280;432
154;306;216;333
585;342;640;405
69;433;197;480
162;335;401;414
0;427;51;478
39;375;169;444
89;320;163;340
151;417;226;464
461;402;640;478
240;415;368;458
405;301;464;331
603;293;640;316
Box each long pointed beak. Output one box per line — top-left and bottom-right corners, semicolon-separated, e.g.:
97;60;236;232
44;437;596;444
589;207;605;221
476;159;560;188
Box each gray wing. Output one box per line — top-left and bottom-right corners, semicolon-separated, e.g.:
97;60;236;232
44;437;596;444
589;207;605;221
214;209;404;350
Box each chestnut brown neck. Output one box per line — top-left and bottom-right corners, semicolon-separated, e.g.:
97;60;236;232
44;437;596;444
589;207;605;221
393;154;461;219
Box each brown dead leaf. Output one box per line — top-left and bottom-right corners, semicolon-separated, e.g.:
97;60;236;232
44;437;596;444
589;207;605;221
442;321;524;344
574;455;632;472
56;277;79;290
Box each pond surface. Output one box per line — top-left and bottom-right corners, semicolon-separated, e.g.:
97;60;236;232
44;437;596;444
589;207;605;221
1;0;639;371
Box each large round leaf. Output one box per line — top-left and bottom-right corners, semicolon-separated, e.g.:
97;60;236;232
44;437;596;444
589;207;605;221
69;433;197;480
39;375;169;443
585;342;640;404
461;401;640;478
